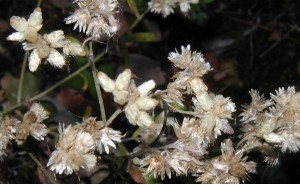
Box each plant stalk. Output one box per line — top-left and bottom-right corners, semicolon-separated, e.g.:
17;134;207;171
2;47;111;115
17;52;28;103
89;41;107;123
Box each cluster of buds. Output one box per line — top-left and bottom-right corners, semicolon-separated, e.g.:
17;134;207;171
238;87;300;165
0;103;49;158
148;0;199;17
97;69;158;127
65;0;120;39
7;8;86;72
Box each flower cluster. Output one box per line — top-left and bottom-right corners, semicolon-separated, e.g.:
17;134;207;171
47;117;122;175
196;139;256;184
136;148;202;180
98;69;158;127
135;45;240;183
148;0;199;17
65;0;120;39
7;8;86;72
47;124;96;175
158;45;235;147
15;103;49;144
239;87;300;165
0;103;49;158
77;117;122;154
0;117;19;158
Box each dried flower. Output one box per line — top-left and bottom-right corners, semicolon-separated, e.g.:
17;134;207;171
168;45;211;92
15;103;49;144
65;0;120;39
196;139;256;184
191;93;235;145
23;30;85;71
138;149;202;180
47;124;96;175
97;69;131;105
124;80;158;127
98;69;158;127
7;9;86;72
78;117;122;154
0;117;19;158
238;87;300;165
148;0;199;17
7;8;42;42
139;150;172;180
239;90;273;132
177;0;199;13
148;0;176;18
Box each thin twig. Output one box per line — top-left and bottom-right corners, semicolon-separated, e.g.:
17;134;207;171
128;9;149;32
17;52;28;103
27;152;57;184
127;108;168;159
89;41;107;123
36;0;43;7
107;108;122;126
2;47;112;115
259;27;295;58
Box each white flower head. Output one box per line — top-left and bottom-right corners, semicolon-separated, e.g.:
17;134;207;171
196;139;256;184
98;69;158;127
22;29;84;72
98;69;131;105
177;0;199;13
65;7;91;32
240;89;273;124
47;124;96;175
0;117;19;158
63;41;86;56
168;45;212;89
65;0;120;39
7;8;43;42
271;86;295;107
78;117;122;154
15;103;49;144
139;150;172;180
148;0;176;18
124;80;158;127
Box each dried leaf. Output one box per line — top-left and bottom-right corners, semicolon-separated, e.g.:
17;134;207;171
128;160;146;184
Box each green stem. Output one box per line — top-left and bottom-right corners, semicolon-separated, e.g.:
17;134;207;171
89;41;107;123
27;152;57;184
106;108;122;126
2;47;111;115
17;52;28;103
128;9;149;32
36;0;43;7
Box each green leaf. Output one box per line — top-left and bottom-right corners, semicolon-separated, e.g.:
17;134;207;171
61;73;87;91
4;72;41;104
125;32;157;42
127;0;140;18
83;105;93;118
118;40;130;67
144;175;163;184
